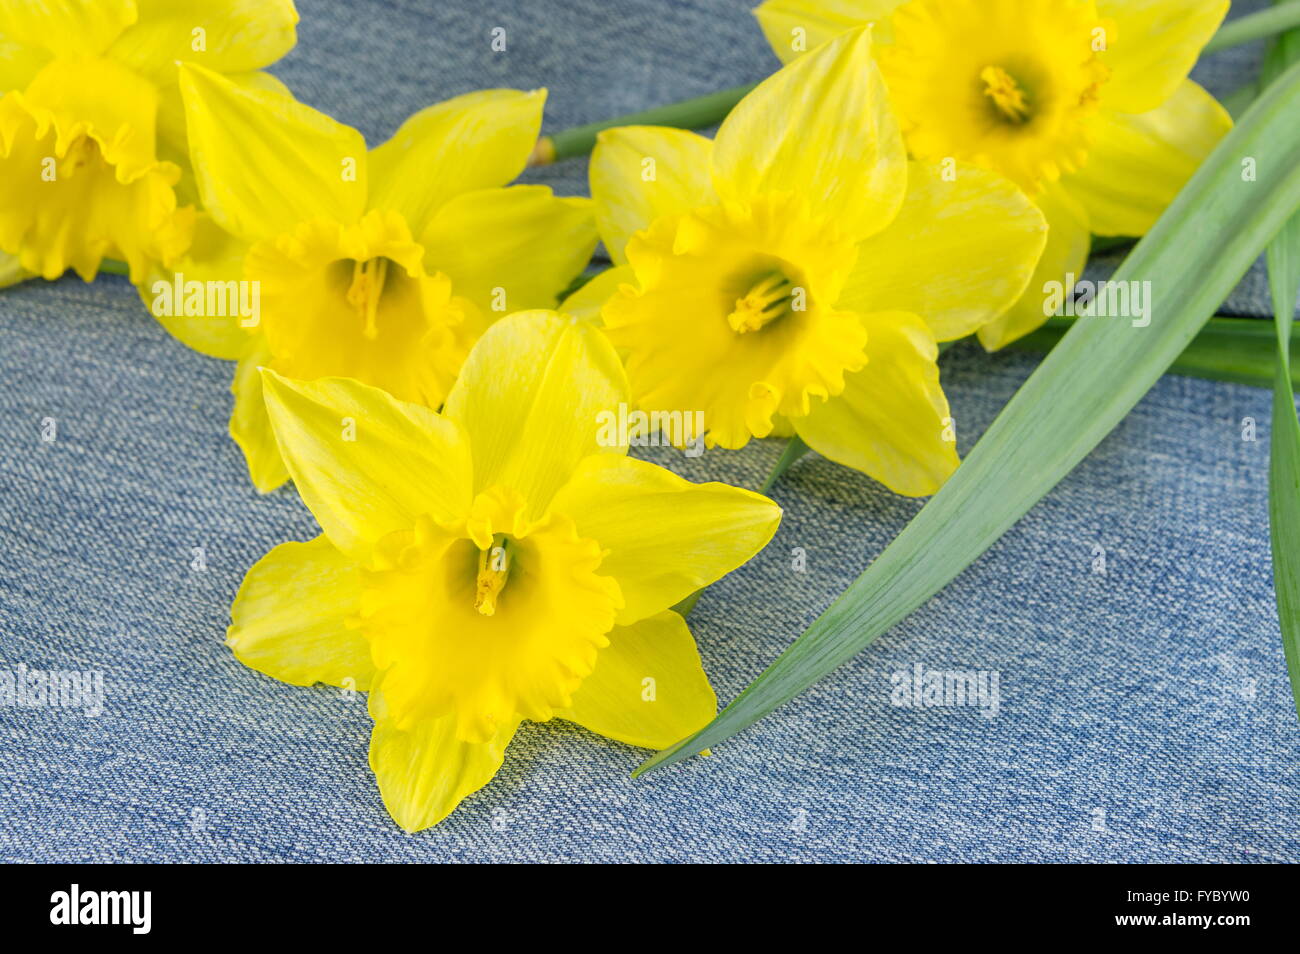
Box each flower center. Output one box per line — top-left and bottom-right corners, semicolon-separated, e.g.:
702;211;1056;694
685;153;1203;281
344;256;391;340
981;66;1032;124
473;534;510;616
61;133;102;179
880;0;1113;192
728;271;795;334
361;494;623;737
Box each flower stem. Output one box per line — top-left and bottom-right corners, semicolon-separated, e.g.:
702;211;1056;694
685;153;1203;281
532;9;1300;166
1006;315;1298;390
1205;0;1300;54
533;83;756;165
761;434;809;493
673;434;809;619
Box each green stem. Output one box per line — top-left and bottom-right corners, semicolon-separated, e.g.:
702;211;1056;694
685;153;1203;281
535;7;1300;166
1205;0;1300;54
98;259;130;277
760;434;809;493
1005;315;1299;389
672;434;809;619
1089;235;1137;255
543;83;757;163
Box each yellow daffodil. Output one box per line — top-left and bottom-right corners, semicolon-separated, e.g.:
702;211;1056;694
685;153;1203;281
590;27;1046;495
754;0;1234;347
226;310;781;830
161;65;598;493
0;0;298;285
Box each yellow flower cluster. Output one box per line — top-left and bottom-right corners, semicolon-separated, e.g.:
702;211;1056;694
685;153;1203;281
0;0;1231;828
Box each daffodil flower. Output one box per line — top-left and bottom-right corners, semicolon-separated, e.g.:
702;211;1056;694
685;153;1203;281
754;0;1234;347
0;0;299;285
163;65;598;493
590;27;1047;495
226;310;781;830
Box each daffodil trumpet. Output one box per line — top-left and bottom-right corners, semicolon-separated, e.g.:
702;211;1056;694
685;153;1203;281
543;1;1246;354
753;0;1237;349
588;26;1048;495
155;68;598;492
0;0;299;286
226;310;781;830
529;3;1297;168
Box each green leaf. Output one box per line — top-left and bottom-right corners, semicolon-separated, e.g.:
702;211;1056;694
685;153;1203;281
1205;0;1300;54
1267;254;1300;723
637;59;1300;776
1263;9;1300;721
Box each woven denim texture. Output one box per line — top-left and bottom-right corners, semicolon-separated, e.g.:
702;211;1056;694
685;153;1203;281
1;0;1297;863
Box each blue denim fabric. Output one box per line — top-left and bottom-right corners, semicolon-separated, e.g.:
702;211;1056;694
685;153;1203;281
1;0;1297;863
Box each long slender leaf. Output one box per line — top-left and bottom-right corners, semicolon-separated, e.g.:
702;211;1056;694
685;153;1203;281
1205;0;1300;53
1264;11;1300;721
638;60;1300;775
1267;276;1300;722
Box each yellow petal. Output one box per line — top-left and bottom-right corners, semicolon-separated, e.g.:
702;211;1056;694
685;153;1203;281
0;33;50;90
558;264;634;322
1065;81;1232;238
179;62;366;243
230;338;290;493
367;89;545;237
795;310;958;496
0;0;136;57
142;212;254;360
839;160;1047;341
443;311;628;518
369;709;520;832
768;414;797;438
259;370;474;560
1096;0;1229;114
110;0;298;84
548;454;780;625
20;56;158;177
590;125;715;264
557;610;716;750
419;185;597;316
754;0;907;62
977;182;1091;350
226;535;373;689
712;25;906;241
157;69;289;182
0;61;194;282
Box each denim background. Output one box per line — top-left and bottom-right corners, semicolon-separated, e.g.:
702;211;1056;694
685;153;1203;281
2;0;1297;863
